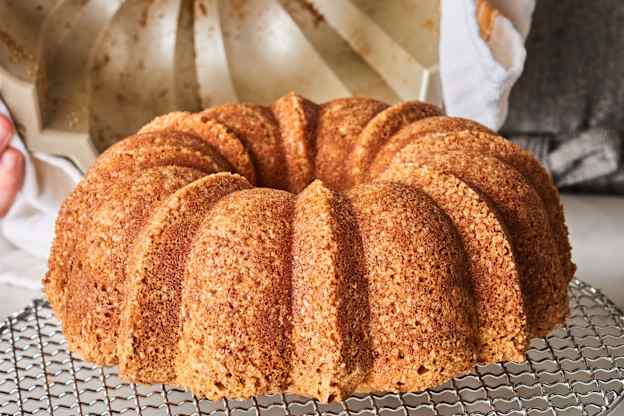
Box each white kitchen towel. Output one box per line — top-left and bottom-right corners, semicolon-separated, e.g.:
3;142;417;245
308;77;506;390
0;98;81;289
440;0;535;130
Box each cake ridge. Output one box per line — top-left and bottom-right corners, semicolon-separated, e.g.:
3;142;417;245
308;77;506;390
387;131;575;291
64;165;207;362
378;163;528;362
367;116;492;180
346;182;477;393
290;180;371;401
44;93;573;402
347;101;443;187
387;148;566;337
139;112;257;184
45;134;231;363
314;97;388;191
175;187;295;398
118;172;252;384
198;103;287;190
272;93;319;193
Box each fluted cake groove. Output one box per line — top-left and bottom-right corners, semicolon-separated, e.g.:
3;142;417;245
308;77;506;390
44;92;574;403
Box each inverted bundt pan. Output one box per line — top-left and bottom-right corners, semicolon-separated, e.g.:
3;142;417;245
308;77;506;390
0;0;440;172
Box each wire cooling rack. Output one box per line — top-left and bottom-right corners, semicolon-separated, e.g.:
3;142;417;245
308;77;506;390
1;279;624;416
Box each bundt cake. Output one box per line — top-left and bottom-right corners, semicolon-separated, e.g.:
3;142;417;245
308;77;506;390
44;92;574;402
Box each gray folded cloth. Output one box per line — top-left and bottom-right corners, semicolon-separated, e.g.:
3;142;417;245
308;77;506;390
503;0;624;194
511;128;624;193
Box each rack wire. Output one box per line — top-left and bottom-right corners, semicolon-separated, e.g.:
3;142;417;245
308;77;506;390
1;279;624;416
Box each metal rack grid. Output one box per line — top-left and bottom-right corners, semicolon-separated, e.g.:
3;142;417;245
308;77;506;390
1;279;624;416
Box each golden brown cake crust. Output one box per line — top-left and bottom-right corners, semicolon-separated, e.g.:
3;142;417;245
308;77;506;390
379;164;527;363
385;131;575;291
314;97;388;191
388;148;568;337
139;112;257;184
347;182;477;392
272;93;319;193
290;181;371;401
118;173;252;384
367;116;491;179
176;188;295;400
198;104;286;189
64;166;205;363
348;101;443;186
44;130;227;364
45;93;573;403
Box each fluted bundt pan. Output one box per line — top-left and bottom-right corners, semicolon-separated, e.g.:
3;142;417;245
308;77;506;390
44;93;575;403
0;0;440;171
